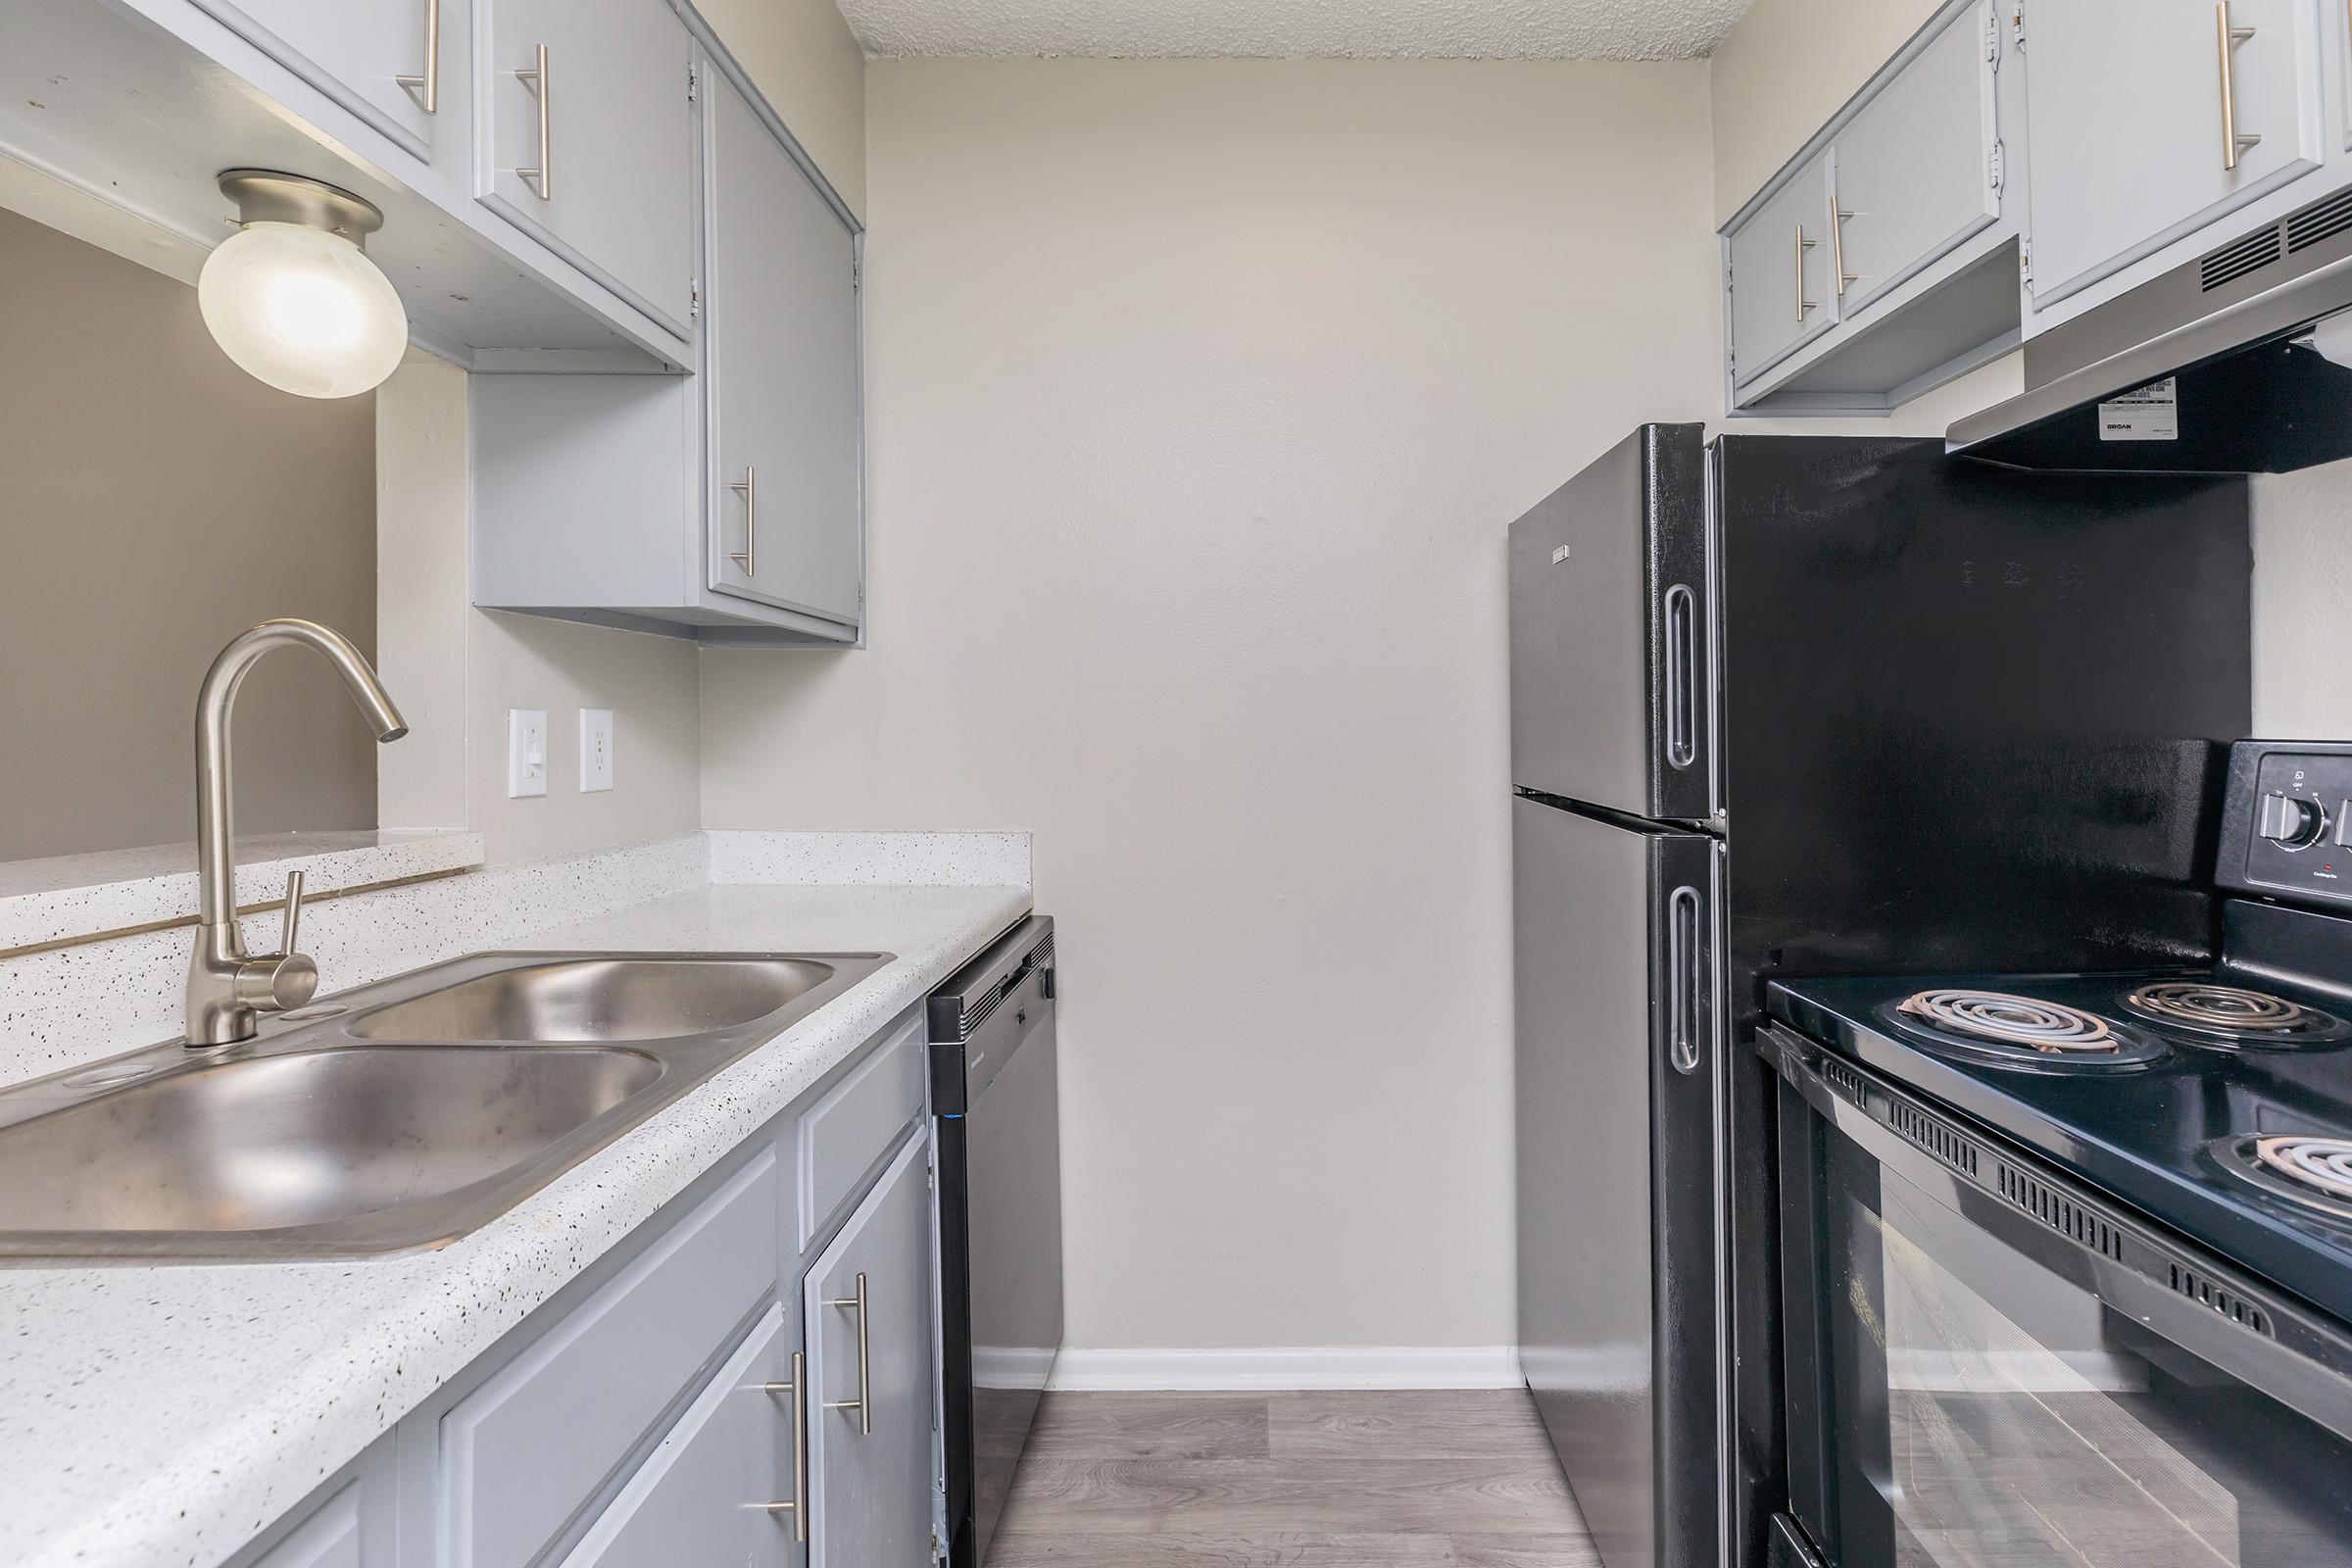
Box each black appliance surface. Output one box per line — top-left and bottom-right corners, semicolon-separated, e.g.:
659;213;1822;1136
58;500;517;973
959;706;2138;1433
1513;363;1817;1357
1769;963;2352;1325
1762;1018;2352;1568
1506;426;2252;1568
931;915;1060;1568
1759;743;2352;1568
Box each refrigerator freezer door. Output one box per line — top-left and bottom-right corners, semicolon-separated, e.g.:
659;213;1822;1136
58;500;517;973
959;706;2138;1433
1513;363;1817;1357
1514;795;1722;1568
1509;424;1716;822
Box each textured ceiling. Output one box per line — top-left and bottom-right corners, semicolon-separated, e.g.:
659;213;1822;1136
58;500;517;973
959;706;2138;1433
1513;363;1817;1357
838;0;1755;61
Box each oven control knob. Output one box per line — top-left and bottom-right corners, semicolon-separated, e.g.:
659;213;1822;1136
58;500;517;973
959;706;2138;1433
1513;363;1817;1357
2259;791;2328;851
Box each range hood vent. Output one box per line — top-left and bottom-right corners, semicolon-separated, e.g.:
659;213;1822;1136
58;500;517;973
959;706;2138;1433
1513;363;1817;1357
1952;178;2352;474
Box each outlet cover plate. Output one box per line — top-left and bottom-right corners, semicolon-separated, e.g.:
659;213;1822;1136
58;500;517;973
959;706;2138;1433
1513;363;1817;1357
579;708;614;793
508;709;549;799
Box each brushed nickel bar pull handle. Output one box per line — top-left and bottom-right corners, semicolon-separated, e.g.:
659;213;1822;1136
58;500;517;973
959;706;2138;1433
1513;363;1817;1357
515;44;552;199
729;466;756;577
2218;3;2261;171
1832;206;1860;297
394;0;439;113
756;1351;809;1542
1794;223;1818;322
823;1273;872;1435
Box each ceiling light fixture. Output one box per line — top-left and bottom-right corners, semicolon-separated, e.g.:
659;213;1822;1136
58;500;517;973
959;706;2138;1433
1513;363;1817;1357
198;171;409;399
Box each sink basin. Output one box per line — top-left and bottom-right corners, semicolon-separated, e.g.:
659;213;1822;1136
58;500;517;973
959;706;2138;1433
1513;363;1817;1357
0;949;892;1260
347;957;837;1043
0;1047;661;1234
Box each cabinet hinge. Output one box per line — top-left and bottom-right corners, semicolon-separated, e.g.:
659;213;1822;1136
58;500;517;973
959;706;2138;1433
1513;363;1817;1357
1984;4;1999;63
2009;0;2025;50
689;278;701;321
2018;235;2034;290
687;62;698;103
1987;139;2005;193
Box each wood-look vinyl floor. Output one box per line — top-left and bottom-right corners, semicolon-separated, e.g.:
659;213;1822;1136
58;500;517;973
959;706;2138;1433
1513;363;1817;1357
990;1391;1599;1567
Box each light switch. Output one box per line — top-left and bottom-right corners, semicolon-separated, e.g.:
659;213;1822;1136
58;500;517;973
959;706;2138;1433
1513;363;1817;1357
579;709;614;793
507;709;548;799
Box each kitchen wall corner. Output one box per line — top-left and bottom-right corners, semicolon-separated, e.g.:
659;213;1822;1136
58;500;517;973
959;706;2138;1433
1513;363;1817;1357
375;357;704;866
698;56;1724;1352
695;0;868;219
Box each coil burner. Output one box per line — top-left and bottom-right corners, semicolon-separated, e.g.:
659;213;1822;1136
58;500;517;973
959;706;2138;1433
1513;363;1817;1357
2218;1135;2352;1221
1890;989;2166;1072
2123;982;2349;1050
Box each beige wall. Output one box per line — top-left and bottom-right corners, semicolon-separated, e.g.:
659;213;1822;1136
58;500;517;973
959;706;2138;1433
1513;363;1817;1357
699;0;868;218
374;356;704;863
700;57;1722;1350
0;206;377;861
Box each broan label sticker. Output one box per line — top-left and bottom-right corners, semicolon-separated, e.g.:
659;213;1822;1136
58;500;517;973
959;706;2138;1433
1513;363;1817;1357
2097;378;2180;441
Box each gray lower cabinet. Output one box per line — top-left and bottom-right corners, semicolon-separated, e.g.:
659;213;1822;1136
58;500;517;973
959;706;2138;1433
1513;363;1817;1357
235;1006;937;1568
2021;0;2326;307
806;1130;938;1568
241;1469;396;1568
558;1306;799;1567
189;0;442;158
474;0;700;333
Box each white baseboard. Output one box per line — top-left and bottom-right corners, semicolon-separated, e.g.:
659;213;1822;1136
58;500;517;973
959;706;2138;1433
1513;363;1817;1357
1047;1347;1525;1392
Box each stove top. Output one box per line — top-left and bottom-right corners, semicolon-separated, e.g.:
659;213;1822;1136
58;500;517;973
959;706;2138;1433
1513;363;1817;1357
1768;963;2352;1325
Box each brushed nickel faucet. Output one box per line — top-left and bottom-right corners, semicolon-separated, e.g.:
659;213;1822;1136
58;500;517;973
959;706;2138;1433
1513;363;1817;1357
186;619;408;1048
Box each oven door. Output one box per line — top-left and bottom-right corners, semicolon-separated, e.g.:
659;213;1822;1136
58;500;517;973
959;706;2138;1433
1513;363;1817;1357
1761;1022;2352;1568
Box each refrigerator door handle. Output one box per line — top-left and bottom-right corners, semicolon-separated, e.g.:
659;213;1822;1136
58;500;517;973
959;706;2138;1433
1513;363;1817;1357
1667;883;1704;1074
1664;584;1699;772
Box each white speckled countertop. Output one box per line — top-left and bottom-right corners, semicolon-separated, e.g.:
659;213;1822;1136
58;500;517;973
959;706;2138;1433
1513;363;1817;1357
0;850;1030;1568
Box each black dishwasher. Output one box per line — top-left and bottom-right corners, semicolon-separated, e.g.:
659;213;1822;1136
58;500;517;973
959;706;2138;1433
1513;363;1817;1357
930;915;1061;1568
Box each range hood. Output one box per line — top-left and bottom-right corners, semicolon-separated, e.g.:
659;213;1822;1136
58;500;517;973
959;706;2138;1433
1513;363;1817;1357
1950;180;2352;473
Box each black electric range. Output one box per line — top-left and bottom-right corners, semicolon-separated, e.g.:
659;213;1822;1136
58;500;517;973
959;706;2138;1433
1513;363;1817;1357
1767;951;2352;1325
1755;741;2352;1568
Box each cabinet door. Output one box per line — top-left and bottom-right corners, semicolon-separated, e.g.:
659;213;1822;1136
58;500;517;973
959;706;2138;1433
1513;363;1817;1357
1832;1;2000;316
477;0;698;331
560;1306;798;1568
806;1131;935;1568
1728;153;1838;387
2023;0;2324;306
705;74;863;628
196;0;440;155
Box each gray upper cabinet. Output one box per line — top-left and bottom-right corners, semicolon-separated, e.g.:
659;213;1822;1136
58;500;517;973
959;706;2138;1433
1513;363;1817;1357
191;0;442;159
705;71;864;628
1728;152;1838;388
805;1131;936;1568
470;46;865;647
476;0;699;333
1721;0;2022;416
1832;2;1999;316
2022;0;2326;307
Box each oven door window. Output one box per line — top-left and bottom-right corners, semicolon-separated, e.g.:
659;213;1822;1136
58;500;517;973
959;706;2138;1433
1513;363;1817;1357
1803;1129;2352;1568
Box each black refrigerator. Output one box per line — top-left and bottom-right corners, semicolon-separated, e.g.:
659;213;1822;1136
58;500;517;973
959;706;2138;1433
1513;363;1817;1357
1507;426;2253;1568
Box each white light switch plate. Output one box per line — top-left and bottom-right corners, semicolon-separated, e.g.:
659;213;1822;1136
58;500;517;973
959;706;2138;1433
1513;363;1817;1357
579;708;614;793
508;709;549;799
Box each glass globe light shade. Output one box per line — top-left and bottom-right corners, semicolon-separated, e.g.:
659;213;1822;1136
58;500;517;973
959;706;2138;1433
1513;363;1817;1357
197;221;409;399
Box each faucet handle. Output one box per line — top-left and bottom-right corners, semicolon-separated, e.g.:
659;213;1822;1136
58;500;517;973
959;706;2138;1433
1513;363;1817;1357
278;869;305;958
225;870;318;1017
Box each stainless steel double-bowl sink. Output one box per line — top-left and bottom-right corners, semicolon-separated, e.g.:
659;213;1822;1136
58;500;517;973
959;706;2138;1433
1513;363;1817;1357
0;951;892;1262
